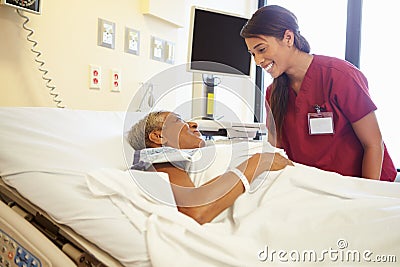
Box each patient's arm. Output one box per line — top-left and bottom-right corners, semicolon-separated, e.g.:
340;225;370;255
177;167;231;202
154;152;292;225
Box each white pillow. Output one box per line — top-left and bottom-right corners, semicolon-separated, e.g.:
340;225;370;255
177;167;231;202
0;107;146;176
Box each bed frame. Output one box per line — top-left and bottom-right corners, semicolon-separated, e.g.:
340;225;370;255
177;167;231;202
0;178;124;267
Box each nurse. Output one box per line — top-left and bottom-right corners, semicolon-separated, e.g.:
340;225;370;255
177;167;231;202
240;5;396;181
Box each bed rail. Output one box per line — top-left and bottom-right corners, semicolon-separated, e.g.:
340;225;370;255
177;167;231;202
0;179;123;267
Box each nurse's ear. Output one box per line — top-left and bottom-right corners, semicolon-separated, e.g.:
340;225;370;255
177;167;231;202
283;29;294;48
149;130;167;146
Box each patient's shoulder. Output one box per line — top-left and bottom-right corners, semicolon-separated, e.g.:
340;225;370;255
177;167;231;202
154;162;195;187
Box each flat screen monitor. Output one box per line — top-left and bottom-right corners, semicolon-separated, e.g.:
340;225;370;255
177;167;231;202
188;7;252;77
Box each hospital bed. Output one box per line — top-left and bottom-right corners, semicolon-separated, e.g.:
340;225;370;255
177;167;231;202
0;107;151;267
1;107;400;267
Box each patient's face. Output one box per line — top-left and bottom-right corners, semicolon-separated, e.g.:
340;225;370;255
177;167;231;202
161;112;205;149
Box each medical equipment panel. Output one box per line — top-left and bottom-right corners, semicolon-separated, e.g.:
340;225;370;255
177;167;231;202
0;229;42;267
0;199;76;267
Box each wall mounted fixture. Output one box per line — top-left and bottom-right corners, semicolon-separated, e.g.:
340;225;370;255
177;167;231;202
150;36;164;61
125;27;140;55
98;18;115;49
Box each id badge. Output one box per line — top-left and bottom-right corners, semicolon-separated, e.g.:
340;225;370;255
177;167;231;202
308;111;334;135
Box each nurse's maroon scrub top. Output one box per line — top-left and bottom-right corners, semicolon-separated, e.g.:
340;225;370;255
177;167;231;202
266;55;396;182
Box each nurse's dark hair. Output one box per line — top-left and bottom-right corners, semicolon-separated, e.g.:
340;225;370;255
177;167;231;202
240;5;310;140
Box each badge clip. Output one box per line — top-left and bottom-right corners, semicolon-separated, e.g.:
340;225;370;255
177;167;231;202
308;104;334;135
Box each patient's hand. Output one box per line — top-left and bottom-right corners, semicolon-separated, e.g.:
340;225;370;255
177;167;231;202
238;152;293;181
263;152;293;171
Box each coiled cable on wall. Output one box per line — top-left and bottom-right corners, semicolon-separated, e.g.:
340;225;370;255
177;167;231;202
16;9;65;108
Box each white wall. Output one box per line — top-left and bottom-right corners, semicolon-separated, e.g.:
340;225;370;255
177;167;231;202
0;0;258;121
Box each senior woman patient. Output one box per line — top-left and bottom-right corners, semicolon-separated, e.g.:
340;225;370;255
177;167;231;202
127;111;292;225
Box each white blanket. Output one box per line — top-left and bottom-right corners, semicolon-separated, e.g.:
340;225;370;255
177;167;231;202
86;143;400;267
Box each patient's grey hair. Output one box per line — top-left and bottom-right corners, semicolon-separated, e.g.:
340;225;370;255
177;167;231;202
127;111;166;150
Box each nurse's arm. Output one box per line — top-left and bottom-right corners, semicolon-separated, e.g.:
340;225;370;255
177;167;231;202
351;111;384;180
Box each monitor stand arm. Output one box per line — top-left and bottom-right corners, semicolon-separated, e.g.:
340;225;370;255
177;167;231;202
204;75;215;120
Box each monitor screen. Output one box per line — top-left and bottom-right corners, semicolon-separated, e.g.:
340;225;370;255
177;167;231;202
188;7;252;77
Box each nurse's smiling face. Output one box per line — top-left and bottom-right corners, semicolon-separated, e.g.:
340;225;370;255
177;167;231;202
245;31;294;78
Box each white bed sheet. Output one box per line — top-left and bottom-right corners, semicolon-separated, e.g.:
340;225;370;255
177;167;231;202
88;163;400;267
3;171;151;266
